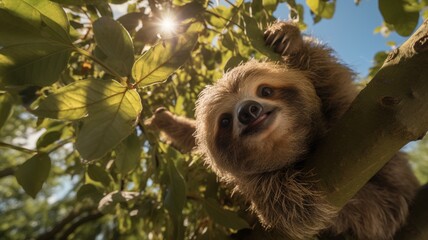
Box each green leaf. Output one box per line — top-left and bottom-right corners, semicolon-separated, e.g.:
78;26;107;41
221;31;235;51
225;55;246;71
36;126;63;151
243;15;280;61
251;0;263;14
34;79;142;160
368;51;389;78
76;183;104;203
423;8;428;20
50;0;88;5
75;109;139;160
379;0;419;36
306;0;335;19
132;22;202;87
91;2;113;18
263;0;278;13
109;0;128;4
34;79;138;120
0;0;73;86
206;6;232;29
98;191;140;214
0;43;72;86
93;17;134;77
203;198;250;230
87;164;112;186
115;132;141;175
117;12;144;32
0;92;14;131
164;158;186;217
15;153;51;198
1;0;70;42
176;1;205;20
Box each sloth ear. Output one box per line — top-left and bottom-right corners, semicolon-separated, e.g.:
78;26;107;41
145;108;196;153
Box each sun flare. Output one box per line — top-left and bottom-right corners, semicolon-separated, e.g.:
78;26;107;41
160;16;177;34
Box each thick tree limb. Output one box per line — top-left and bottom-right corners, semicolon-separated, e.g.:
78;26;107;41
304;19;428;207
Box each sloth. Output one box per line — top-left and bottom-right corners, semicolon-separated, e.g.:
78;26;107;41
146;21;419;239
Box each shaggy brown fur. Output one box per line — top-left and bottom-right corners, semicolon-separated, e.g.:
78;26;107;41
145;107;196;153
148;21;419;239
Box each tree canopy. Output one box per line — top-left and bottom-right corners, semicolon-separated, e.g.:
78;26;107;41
0;0;428;239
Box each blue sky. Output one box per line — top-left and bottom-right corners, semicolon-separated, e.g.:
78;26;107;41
274;0;414;78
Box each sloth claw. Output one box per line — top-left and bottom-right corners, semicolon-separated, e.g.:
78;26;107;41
264;21;303;57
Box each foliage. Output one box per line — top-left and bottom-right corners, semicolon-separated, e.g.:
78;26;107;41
0;0;427;239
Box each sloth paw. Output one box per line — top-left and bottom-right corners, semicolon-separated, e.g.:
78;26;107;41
264;21;304;56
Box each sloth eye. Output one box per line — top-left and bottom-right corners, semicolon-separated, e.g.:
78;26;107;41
219;115;232;128
259;86;274;97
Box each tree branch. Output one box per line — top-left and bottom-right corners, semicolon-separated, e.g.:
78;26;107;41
0;141;37;154
0;166;15;179
57;210;103;239
36;207;97;240
304;19;428;207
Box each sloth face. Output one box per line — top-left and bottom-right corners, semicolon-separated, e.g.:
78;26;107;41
195;61;324;177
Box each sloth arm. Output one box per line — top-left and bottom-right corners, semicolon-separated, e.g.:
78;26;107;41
145;107;196;153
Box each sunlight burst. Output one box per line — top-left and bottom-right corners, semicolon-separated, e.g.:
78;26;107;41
160;16;177;34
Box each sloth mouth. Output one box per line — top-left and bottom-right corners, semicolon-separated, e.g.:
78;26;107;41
241;109;277;136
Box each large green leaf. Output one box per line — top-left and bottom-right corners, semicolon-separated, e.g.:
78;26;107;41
1;0;70;42
115;132;141;175
76;183;104;203
0;0;73;86
0;42;72;86
132;22;202;87
34;79;140;120
0;92;14;131
379;0;419;36
203;198;250;230
93;17;134;77
87;164;112;186
164;158;186;217
34;79;142;160
15;153;51;198
75;106;139;160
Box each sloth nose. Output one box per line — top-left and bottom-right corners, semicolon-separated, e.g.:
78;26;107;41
237;100;263;125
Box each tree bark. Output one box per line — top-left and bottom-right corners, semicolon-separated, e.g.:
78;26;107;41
304;19;428;208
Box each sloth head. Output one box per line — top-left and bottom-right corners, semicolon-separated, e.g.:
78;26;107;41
195;61;326;178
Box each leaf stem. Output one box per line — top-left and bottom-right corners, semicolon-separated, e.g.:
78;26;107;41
0;142;37;154
74;48;127;85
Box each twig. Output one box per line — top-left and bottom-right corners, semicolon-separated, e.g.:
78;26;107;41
0;142;37;154
0;166;15;179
